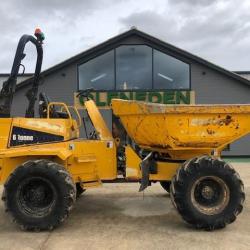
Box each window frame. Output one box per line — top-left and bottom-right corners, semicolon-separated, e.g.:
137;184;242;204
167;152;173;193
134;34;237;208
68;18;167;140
152;47;191;91
76;48;116;92
77;44;191;92
115;44;153;91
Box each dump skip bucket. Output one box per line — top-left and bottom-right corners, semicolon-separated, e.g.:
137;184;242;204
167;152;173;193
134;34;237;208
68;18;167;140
112;99;250;159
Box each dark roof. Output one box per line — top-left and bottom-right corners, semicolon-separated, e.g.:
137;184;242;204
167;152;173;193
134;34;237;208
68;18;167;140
16;28;250;89
0;73;33;77
234;71;250;74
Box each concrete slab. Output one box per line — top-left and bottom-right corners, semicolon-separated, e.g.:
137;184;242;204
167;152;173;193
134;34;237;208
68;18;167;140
0;163;249;250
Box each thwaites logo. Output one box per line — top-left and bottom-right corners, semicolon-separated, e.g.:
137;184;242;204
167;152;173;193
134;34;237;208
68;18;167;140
10;126;64;146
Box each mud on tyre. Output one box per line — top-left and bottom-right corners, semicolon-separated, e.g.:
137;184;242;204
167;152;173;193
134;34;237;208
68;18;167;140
2;159;76;231
170;156;245;230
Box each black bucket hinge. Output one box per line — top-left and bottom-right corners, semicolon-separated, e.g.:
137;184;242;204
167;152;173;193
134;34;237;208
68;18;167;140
139;152;157;192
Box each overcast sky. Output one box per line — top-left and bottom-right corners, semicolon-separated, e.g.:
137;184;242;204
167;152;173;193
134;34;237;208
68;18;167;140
1;0;250;73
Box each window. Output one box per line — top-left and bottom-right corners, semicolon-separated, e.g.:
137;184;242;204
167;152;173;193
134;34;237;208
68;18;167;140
78;46;190;91
153;50;190;89
78;50;115;90
116;45;152;90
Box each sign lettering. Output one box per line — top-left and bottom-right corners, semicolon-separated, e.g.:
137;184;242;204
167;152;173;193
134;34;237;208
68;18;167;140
75;91;195;109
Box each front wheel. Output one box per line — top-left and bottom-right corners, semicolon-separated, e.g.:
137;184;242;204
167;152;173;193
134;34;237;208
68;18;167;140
170;156;245;230
2;159;76;231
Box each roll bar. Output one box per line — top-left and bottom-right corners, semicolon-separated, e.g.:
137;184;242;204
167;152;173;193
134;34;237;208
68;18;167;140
0;29;44;118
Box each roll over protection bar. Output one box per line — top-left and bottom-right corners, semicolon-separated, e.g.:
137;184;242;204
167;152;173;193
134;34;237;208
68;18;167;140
0;30;44;118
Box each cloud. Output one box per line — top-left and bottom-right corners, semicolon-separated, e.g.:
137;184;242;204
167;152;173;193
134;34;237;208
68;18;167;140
1;0;250;74
169;0;218;7
120;0;250;70
0;0;123;73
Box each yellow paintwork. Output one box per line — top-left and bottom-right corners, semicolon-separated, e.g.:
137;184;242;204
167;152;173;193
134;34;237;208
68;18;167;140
125;146;181;181
67;140;116;181
0;118;12;148
125;146;141;179
0;100;117;188
2;97;250;189
84;99;113;140
112;99;250;159
12;118;79;142
0;139;116;185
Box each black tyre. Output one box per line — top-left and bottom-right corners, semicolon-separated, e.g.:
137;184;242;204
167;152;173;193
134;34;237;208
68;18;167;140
170;156;245;230
160;181;171;193
76;183;86;198
2;159;76;231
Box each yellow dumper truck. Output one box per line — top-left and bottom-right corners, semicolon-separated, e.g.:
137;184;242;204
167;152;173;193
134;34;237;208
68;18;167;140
0;30;246;231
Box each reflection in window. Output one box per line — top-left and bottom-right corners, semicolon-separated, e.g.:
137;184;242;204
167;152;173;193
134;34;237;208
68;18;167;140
153;50;190;89
78;46;190;91
78;50;114;90
116;45;152;90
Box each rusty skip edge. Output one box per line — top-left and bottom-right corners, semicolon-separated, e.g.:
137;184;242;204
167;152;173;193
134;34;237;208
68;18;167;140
142;104;250;114
113;99;250;115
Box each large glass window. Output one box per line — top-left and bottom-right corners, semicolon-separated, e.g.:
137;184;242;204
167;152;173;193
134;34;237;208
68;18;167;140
78;50;115;90
116;45;152;90
153;50;190;89
78;46;190;90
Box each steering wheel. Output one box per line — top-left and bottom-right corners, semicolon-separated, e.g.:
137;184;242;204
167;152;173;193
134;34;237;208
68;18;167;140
76;88;94;99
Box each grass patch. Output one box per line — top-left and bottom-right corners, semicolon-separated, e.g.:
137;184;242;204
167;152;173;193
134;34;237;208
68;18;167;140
222;157;250;163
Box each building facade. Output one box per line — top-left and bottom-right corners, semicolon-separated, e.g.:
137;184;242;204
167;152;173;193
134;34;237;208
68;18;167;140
0;74;32;88
10;29;250;156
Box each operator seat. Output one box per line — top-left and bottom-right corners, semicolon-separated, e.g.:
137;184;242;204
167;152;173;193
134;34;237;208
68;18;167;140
38;92;69;119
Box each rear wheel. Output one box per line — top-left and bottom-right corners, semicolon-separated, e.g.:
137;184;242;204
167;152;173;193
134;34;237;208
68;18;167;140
170;156;245;230
160;181;171;193
2;159;76;231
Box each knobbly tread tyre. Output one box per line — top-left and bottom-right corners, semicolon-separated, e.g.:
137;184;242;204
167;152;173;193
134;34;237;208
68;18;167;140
160;181;171;193
170;156;245;231
2;159;76;231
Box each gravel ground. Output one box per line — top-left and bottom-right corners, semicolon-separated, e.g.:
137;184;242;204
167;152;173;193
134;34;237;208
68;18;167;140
0;162;249;250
